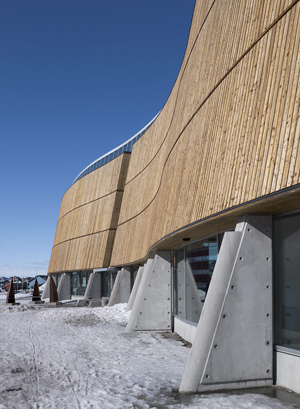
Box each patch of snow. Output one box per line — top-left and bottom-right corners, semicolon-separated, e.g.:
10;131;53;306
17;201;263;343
0;303;296;409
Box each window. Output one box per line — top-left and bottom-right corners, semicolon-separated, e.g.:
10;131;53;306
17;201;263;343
275;213;300;351
71;271;92;297
173;233;224;324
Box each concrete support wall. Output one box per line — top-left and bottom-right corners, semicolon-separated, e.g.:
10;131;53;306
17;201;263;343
126;266;143;311
84;271;101;300
108;268;131;306
57;273;71;301
180;214;273;392
41;276;51;300
126;252;171;332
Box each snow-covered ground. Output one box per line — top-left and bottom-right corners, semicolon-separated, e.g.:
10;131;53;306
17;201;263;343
0;302;297;409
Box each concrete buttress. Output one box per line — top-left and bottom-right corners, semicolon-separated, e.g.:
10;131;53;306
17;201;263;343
108;268;131;306
126;252;172;332
180;214;273;392
126;266;143;311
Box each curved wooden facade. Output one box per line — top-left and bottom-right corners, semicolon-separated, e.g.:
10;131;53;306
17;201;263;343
48;0;300;273
48;153;130;273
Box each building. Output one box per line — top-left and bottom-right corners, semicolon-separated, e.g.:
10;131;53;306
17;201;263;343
46;0;300;395
27;275;48;290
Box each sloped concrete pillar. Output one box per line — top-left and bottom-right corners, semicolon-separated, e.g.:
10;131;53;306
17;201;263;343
41;276;50;300
126;251;172;332
57;273;71;301
83;271;101;300
180;214;273;392
126;266;143;311
108;268;131;306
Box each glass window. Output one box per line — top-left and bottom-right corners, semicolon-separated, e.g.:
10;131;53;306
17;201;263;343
185;237;217;322
101;272;110;298
101;271;117;298
173;233;225;324
71;271;91;296
275;214;300;351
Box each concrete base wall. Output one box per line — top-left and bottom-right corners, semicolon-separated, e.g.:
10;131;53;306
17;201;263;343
126;266;143;311
84;272;101;300
57;273;71;301
41;276;51;300
174;317;198;345
180;214;273;392
126;252;171;332
108;268;131;306
276;351;300;394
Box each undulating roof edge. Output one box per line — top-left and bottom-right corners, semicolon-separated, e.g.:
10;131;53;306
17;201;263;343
72;112;160;185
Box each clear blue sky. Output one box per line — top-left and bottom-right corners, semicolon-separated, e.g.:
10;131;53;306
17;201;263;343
0;0;195;278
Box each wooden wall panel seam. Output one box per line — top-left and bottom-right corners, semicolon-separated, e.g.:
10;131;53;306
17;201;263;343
52;228;116;249
56;189;125;223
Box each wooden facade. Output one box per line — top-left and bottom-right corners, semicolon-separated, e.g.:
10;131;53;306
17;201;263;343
48;0;300;273
48;153;130;273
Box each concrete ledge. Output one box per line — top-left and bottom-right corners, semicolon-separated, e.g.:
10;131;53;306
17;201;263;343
276;351;300;394
76;299;90;307
89;300;102;307
174;316;198;345
44;302;62;307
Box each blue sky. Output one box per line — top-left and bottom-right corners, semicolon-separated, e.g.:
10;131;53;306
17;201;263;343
0;0;195;278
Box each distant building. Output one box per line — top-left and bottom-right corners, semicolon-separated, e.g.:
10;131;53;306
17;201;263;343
0;277;9;290
27;276;47;290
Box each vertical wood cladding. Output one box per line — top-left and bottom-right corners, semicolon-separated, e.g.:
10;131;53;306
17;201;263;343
111;0;300;266
48;153;130;273
48;0;300;271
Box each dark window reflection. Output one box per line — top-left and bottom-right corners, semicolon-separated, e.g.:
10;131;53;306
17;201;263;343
71;271;92;297
275;214;300;351
173;233;225;324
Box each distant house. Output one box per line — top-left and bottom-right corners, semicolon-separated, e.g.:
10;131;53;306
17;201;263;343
0;277;9;290
27;275;48;290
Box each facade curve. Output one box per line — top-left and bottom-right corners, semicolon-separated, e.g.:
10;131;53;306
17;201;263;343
47;0;300;397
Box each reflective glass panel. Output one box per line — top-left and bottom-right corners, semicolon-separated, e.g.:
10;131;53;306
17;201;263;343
101;272;110;298
71;271;91;296
275;214;300;350
185;237;217;323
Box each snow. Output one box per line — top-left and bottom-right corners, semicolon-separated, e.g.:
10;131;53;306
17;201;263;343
0;302;297;409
